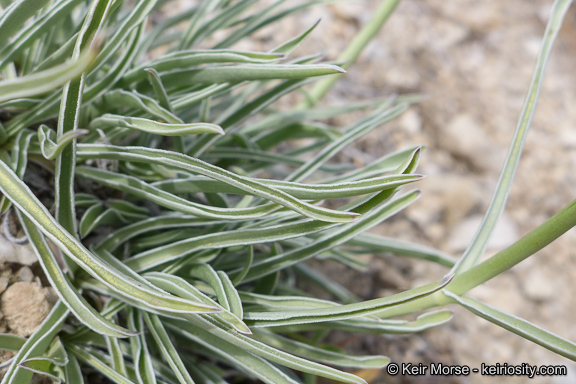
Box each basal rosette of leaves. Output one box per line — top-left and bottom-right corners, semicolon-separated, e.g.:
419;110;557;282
0;0;575;383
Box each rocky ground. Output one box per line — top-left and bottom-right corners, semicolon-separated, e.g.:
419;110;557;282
240;1;576;382
299;1;576;383
2;1;576;383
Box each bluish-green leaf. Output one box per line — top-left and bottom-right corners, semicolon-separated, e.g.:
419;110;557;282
0;49;95;103
90;114;223;136
76;144;360;223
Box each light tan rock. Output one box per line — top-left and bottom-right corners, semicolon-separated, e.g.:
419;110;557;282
1;282;52;337
16;266;34;283
0;277;8;295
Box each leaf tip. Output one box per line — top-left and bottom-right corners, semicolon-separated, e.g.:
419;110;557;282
214;125;225;135
333;65;347;74
441;273;455;286
235;323;252;334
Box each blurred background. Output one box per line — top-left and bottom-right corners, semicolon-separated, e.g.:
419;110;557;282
229;1;576;382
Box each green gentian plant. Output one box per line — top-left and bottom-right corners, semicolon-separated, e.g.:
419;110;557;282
0;0;574;383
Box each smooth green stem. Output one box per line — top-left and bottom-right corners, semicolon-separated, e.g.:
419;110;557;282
454;0;573;273
450;198;576;294
298;0;401;108
379;198;576;318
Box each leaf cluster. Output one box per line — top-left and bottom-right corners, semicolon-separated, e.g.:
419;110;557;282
0;0;575;383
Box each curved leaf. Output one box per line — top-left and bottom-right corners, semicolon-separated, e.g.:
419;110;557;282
0;160;220;315
76;144;360;223
244;275;452;327
90;114;223;136
75;166;281;220
444;291;576;361
124;49;284;82
0;49;95;103
18;212;137;338
38;125;89;160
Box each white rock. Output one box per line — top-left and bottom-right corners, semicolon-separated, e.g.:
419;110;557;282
521;268;555;302
398;109;422;135
16;266;34;283
560;128;576;148
447;214;519;252
0;235;37;265
522;36;542;57
381;65;421;89
442;114;501;172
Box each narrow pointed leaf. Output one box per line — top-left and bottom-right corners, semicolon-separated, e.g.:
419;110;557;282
0;161;219;315
240;292;338;311
145;63;345;90
75;166;281;220
128;310;157;384
95;215;224;253
455;0;574;272
168;315;366;384
349;233;457;267
144;68;172;111
301;0;400;106
444;291;576;361
144;272;251;334
19;211;137;338
0;0;83;70
287;103;408;182
90;0;158;72
231;245;253;286
189;264;231;311
275;310;454;334
105;332;127;376
76;144;360;223
55;0;114;238
244;275;452;327
125;217;338;272
67;344;135;384
100;89;180;124
166;322;301;384
142;313;195;384
0;49;95;103
154;173;421;200
252;330;389;369
124;49;285;82
244;191;420;281
38;125;89;160
0;0;51;44
63;353;84;384
0;130;34;212
90;114;224;136
272;19;320;54
325;146;422;183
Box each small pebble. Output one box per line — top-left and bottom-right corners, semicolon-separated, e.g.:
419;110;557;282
16;266;34;283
